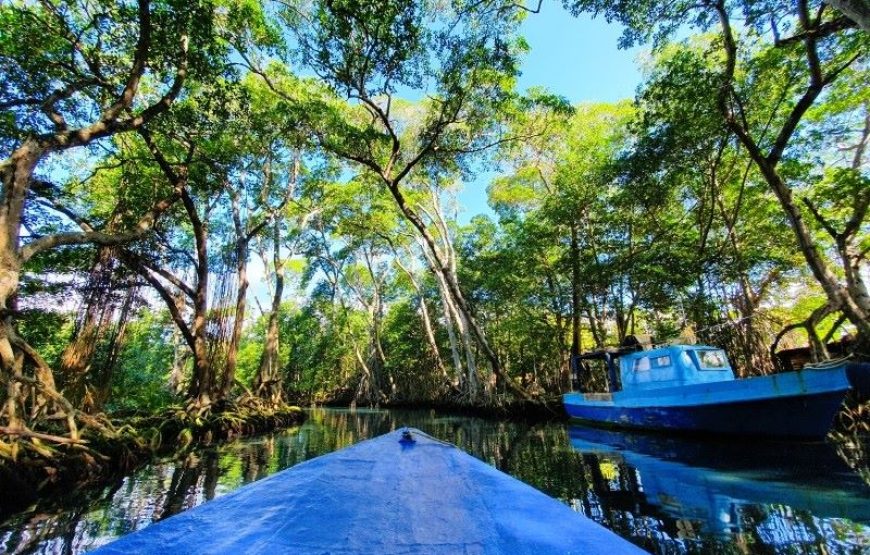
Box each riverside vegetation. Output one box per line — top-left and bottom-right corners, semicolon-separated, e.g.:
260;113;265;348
0;0;868;505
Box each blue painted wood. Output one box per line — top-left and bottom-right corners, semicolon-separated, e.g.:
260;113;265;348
564;345;865;438
565;388;848;438
90;429;647;554
618;345;736;392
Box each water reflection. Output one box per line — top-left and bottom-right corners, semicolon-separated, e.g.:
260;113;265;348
564;426;869;553
0;408;867;554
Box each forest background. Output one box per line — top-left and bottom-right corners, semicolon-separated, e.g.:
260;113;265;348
0;0;867;469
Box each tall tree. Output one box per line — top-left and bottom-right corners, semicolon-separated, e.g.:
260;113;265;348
0;0;222;444
255;0;561;400
565;0;870;344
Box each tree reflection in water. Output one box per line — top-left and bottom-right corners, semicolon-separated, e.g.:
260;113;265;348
1;408;867;554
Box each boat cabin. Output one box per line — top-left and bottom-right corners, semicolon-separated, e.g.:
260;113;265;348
619;345;735;391
572;344;736;393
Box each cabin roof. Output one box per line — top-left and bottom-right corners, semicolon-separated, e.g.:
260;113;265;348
576;344;722;362
620;344;720;362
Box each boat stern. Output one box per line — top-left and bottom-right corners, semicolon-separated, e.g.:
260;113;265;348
846;362;870;395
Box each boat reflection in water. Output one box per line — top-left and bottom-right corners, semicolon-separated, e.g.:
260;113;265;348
568;424;870;541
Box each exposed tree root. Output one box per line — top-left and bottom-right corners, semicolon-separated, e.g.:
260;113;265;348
829;391;870;485
0;402;305;515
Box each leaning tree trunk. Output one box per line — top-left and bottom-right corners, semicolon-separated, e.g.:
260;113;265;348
827;0;870;32
715;7;870;345
254;224;285;406
0;141;44;433
456;305;480;398
753;162;870;339
418;214;481;398
421;243;464;385
440;291;465;387
385;182;532;400
423;245;474;394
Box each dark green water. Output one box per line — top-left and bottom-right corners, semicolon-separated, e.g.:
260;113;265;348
1;407;868;554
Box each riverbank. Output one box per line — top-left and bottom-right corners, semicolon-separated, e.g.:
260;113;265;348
0;403;305;520
327;397;567;421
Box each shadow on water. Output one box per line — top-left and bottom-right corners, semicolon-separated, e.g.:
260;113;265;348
1;407;867;554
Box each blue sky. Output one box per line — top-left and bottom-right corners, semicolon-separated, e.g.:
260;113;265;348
456;1;643;222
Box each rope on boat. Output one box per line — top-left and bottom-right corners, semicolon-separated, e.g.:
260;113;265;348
804;354;852;369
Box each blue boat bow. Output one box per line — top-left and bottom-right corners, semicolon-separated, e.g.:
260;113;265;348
90;428;646;554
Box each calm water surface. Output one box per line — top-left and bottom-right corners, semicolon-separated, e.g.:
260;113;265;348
1;407;868;554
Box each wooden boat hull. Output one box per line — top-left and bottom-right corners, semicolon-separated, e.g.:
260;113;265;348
91;428;646;554
564;362;866;438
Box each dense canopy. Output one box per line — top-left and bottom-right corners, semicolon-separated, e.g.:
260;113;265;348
0;0;867;468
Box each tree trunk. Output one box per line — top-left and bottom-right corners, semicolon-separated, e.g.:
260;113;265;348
367;252;391;399
58;245;122;406
392;254;449;384
423;245;471;392
752;159;870;339
827;0;870;32
569;223;582;359
360;302;385;404
456;306;479;398
0;13;190;444
438;280;464;387
384;182;531;400
168;324;188;395
183;190;213;408
715;6;870;343
419;295;449;382
0;141;43;432
221;192;249;399
88;282;138;411
255;222;285;405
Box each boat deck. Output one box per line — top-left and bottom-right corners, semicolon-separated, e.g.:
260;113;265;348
91;428;646;554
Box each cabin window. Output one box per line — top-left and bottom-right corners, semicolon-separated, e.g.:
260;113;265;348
633;357;650;371
652;355;671;368
698;350;727;369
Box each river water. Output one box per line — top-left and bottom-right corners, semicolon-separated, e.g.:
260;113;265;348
1;407;868;554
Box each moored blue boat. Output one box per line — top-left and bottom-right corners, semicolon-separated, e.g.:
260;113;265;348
563;344;869;438
91;428;646;554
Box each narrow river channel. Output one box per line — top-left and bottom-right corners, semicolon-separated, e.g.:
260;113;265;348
1;407;868;554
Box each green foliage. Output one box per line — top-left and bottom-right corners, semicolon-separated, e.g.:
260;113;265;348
380;299;443;399
108;310;178;413
17;309;74;370
2;0;866;419
0;0;224;146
